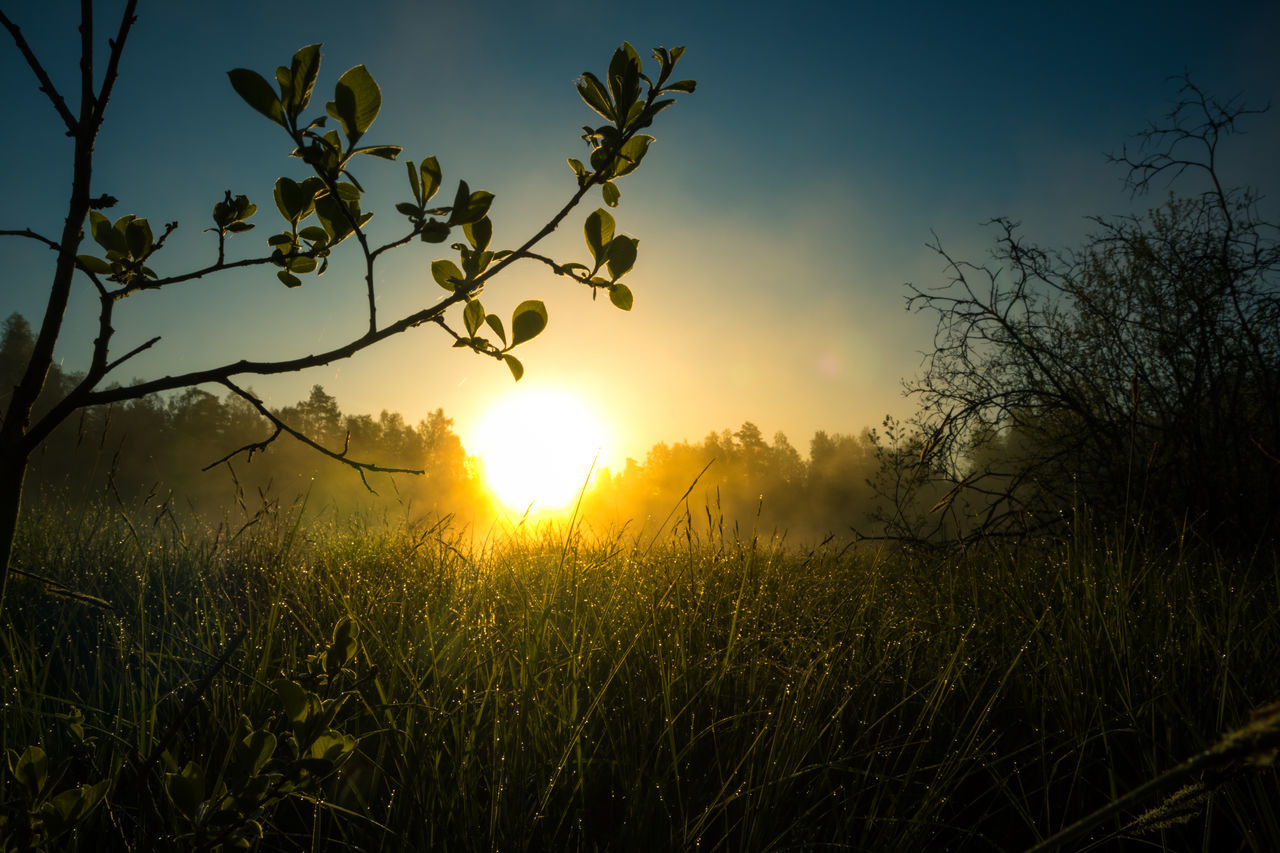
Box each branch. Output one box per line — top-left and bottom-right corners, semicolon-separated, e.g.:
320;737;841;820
103;335;160;374
89;0;138;133
0;10;78;134
520;251;609;290
202;425;283;471
0;228;61;249
0;228;110;297
215;380;424;492
109;253;289;298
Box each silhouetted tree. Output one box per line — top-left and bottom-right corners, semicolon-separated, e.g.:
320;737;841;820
0;3;695;606
904;78;1279;543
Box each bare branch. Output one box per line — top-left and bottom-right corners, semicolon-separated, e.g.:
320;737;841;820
215;380;424;492
0;228;61;249
0;10;78;134
103;335;161;374
203;425;283;471
89;0;138;134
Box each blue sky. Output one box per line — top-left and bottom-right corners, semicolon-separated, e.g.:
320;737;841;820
3;1;1278;468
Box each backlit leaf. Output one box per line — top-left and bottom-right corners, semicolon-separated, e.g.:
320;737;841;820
576;72;615;122
606;235;638;279
464;217;492;253
77;255;112;274
485;313;506;345
125;217;153;258
601;180;620;207
464;299;485;336
288;44;323;116
584;208;615;265
331;64;381;144
504;354;524;381
609;282;634;311
420;157;442;201
431;259;463;291
612;134;654;178
511;299;547;346
353;144;402;160
227;68;286;127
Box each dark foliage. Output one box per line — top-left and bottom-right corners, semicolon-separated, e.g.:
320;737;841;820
903;80;1280;545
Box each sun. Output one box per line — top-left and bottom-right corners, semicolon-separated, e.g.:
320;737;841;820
469;386;609;514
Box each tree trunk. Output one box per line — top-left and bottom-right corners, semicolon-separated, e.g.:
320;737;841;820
0;444;29;610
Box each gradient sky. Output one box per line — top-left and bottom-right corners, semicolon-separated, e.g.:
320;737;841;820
3;1;1278;471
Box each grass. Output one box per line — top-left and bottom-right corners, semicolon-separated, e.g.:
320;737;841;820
1;496;1278;850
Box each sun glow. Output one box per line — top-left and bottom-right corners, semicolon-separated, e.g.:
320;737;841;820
469;386;608;514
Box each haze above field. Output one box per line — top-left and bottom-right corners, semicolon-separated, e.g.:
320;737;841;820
2;1;1277;471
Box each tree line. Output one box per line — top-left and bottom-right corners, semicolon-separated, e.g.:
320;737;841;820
1;312;489;527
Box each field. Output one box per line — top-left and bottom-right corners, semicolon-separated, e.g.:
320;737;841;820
1;497;1278;851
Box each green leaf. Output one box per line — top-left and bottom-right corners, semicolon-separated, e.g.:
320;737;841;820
299;226;328;243
308;731;356;762
396;202;421;217
278;270;302;288
88;210;118;251
227;68;286;127
330;617;358;666
431;259;463;291
406;160;422;204
576;72;615;122
328;64;381;145
612;134;654;178
353;144;402;160
125;217;153;258
314;194;354;242
274;177;313;223
464;299;485;336
606;235;638;279
233;730;277;778
607;43;642;118
504;354;524;381
584;208;615;266
664;79;697;93
289;256;318;274
485;314;506;345
609;283;634;310
50;779;108;824
601;181;620;207
287;44;323;117
511;299;547;346
420;157;442;201
77;255;112;274
464;217;492;253
12;746;48;794
567;158;587;180
276;680;311;723
421;220;450;243
227;221;255;233
447;181;494;226
333;181;362;201
165;762;205;820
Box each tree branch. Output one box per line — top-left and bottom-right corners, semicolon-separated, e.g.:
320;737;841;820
89;0;138;133
0;10;78;135
214;380;424;492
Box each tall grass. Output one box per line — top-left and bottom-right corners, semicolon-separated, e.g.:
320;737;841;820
1;497;1277;850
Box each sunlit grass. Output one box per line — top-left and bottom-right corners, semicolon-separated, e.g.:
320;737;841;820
1;497;1278;849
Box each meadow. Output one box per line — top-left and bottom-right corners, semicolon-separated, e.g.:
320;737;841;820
1;495;1278;851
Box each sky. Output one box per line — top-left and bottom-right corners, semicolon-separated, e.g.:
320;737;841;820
3;1;1278;473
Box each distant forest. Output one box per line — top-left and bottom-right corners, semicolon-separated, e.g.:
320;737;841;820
1;313;902;542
